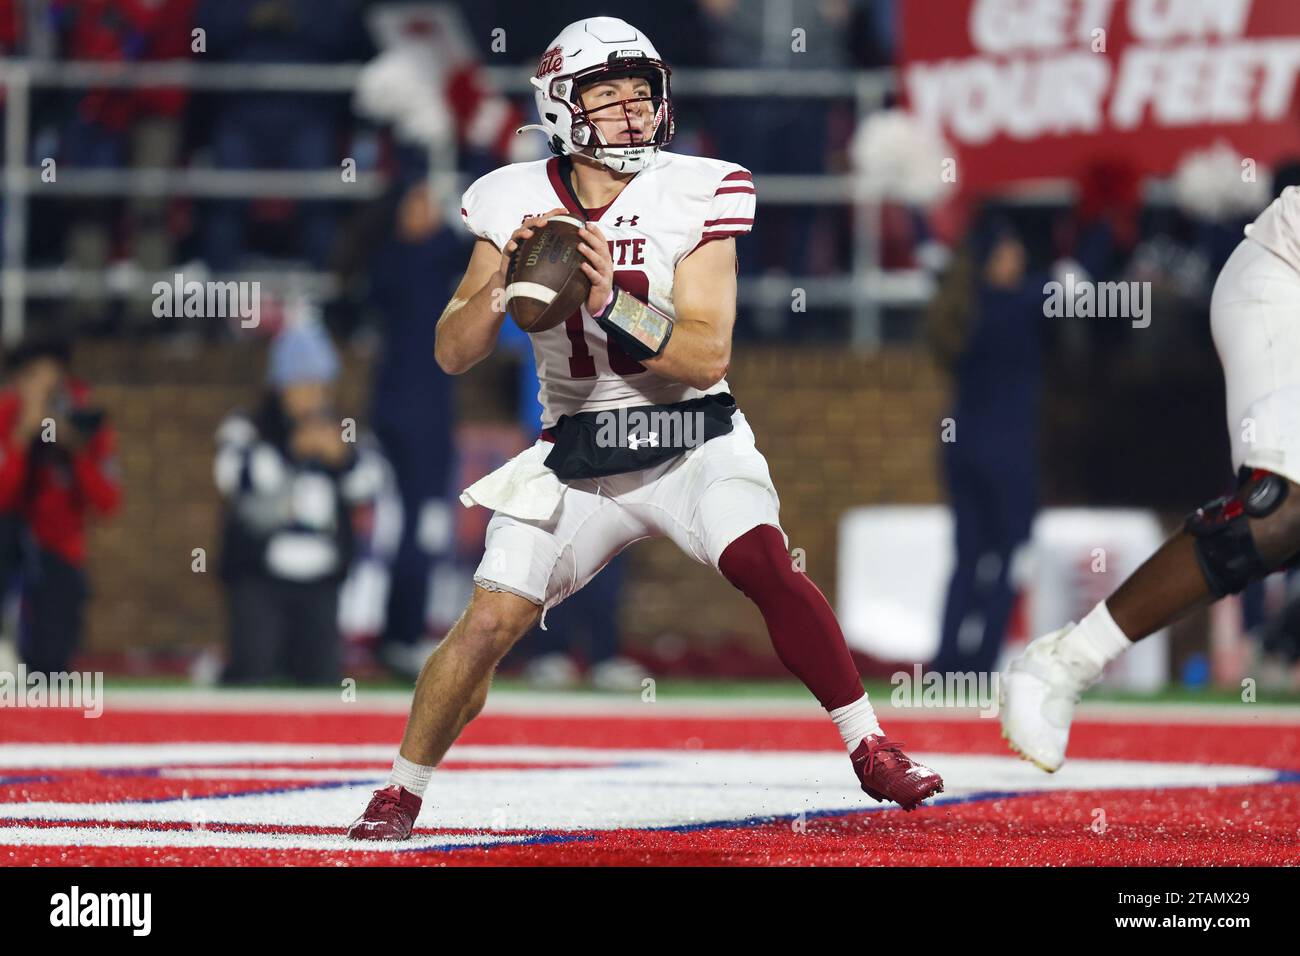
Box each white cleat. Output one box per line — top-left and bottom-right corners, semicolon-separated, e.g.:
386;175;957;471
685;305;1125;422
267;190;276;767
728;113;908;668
999;624;1100;773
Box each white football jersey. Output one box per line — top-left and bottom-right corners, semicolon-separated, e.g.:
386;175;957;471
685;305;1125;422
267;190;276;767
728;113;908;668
1245;185;1300;272
460;151;755;428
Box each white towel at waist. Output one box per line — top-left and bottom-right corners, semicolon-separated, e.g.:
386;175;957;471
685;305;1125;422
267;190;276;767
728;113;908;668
459;440;564;522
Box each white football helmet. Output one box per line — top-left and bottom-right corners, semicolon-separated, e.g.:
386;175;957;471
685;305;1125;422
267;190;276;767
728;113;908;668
517;17;674;174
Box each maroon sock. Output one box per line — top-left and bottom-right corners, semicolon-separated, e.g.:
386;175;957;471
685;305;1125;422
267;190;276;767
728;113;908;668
718;524;864;711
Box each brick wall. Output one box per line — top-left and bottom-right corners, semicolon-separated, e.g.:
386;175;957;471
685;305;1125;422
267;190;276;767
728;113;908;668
72;341;950;659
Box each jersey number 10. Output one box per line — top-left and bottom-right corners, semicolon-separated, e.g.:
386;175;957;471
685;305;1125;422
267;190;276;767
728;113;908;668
564;270;649;378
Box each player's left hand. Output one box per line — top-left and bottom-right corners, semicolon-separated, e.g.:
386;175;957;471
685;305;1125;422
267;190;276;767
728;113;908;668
577;222;615;316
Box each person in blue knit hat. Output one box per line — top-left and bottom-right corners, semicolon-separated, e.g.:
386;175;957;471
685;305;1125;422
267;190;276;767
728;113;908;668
267;319;341;390
214;319;397;685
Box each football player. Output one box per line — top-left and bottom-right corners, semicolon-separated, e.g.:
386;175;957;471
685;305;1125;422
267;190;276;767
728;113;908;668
348;16;943;841
1001;183;1300;771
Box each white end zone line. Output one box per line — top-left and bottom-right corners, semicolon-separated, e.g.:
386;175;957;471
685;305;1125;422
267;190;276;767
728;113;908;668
0;748;1283;831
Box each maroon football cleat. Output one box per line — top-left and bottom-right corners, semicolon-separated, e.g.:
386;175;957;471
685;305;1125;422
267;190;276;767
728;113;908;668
851;735;944;811
347;785;422;841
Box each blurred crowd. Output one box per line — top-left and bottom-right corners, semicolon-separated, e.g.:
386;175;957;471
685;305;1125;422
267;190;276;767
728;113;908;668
0;0;895;341
921;164;1300;686
0;0;1259;350
1;0;1298;688
0;0;901;685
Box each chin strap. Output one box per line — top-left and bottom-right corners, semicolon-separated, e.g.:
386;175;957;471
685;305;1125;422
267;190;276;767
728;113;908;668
597;146;657;174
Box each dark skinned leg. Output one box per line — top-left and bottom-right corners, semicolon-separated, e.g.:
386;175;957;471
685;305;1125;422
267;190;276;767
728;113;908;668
1107;475;1300;642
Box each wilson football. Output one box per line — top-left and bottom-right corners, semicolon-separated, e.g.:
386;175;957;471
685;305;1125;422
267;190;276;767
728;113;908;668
503;215;592;333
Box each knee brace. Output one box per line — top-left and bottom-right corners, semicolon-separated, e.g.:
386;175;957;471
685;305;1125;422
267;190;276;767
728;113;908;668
1185;469;1290;597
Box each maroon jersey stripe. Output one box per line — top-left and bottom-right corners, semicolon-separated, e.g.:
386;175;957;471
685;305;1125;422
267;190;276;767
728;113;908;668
546;156;635;222
547;157;589;219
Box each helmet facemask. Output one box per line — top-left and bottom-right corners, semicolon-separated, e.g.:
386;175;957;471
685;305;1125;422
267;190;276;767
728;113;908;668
548;61;674;174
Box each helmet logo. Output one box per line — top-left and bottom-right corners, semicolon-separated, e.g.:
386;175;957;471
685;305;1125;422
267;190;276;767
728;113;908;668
537;46;565;78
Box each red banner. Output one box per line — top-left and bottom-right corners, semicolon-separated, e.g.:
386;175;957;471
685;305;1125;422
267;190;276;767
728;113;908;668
900;0;1300;190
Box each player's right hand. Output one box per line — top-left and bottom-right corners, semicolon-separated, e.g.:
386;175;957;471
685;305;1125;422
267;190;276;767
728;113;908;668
498;208;568;280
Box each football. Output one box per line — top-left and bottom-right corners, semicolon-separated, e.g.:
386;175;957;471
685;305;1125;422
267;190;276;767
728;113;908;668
503;215;592;333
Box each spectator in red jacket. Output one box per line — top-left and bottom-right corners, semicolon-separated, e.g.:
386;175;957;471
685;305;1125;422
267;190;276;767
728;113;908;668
0;336;121;674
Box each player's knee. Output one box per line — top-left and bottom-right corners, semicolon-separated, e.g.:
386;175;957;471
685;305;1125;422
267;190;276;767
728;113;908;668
719;524;800;595
1250;477;1300;562
457;592;540;662
1185;471;1300;596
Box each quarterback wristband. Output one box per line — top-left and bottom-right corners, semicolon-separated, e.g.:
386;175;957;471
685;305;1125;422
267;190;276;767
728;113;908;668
594;287;674;362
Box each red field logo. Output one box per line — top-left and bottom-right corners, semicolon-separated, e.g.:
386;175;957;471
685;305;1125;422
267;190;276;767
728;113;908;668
536;46;564;78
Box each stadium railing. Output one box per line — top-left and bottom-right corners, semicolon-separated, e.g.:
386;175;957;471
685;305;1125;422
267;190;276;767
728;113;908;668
2;58;1174;347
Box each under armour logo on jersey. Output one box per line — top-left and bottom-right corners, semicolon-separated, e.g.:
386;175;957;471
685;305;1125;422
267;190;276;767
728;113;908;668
628;432;659;450
614;215;640;227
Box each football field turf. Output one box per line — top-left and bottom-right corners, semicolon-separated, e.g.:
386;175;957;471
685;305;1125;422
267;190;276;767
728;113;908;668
2;684;1298;866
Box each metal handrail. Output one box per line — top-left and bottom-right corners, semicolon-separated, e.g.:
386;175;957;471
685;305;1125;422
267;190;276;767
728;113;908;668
2;57;891;98
13;169;386;199
1;266;931;310
0;57;898;344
